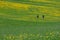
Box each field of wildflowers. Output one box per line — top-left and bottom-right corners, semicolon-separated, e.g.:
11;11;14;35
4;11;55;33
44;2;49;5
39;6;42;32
0;0;60;40
0;32;60;40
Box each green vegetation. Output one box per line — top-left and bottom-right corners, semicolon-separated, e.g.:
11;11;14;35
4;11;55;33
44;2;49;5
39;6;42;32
0;0;60;40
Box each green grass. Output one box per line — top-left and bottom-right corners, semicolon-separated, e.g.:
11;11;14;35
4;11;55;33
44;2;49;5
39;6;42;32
0;17;60;40
0;0;60;40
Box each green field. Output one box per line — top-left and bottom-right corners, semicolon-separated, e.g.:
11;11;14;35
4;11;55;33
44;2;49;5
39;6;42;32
0;0;60;40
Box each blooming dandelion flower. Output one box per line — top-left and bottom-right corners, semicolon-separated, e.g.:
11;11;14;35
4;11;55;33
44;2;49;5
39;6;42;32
8;35;11;38
36;34;40;37
19;34;24;40
23;33;28;39
30;34;35;37
50;33;53;35
6;35;15;40
28;38;31;40
50;32;55;36
55;32;59;34
45;36;49;38
40;36;43;38
3;35;9;40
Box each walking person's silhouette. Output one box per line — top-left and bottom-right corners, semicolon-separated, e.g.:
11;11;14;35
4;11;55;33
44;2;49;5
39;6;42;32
36;14;39;24
37;15;39;19
42;15;45;20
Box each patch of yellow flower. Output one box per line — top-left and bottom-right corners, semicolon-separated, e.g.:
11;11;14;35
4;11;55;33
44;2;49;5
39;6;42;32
1;32;60;40
29;0;50;2
0;1;31;10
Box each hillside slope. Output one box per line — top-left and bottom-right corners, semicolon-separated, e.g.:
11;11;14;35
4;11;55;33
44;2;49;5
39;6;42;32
0;1;60;22
0;1;60;40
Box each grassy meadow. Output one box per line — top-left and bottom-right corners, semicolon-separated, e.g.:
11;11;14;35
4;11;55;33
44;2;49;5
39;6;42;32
0;0;60;40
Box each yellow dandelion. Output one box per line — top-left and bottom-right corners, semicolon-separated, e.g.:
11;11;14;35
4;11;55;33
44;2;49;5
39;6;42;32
40;36;43;38
50;32;55;35
36;34;40;37
45;36;49;38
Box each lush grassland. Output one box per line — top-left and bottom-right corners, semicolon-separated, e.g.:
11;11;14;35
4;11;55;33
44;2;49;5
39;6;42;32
0;18;60;40
0;0;60;40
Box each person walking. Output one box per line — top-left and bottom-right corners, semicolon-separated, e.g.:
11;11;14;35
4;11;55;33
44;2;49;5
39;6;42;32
37;15;39;19
42;15;44;20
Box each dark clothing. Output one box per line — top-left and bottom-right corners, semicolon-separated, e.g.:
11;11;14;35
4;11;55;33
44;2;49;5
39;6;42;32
42;15;44;19
37;15;39;18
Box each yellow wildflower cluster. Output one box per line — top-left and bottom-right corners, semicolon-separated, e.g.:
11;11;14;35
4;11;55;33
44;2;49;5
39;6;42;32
0;32;60;40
